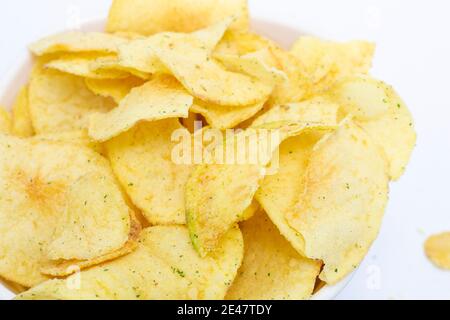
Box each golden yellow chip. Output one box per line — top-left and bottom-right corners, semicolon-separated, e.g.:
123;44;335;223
106;0;249;35
85;77;145;104
17;226;243;300
11;86;34;137
106;119;193;225
30;130;104;154
89;56;151;80
29;31;128;56
290;36;375;91
89;75;193;142
0;135;133;287
0;107;12;135
226;210;321;300
424;232;450;270
28;62;115;134
286;119;389;284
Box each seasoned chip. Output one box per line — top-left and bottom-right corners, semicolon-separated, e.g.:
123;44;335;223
85;77;145;104
290;36;375;91
0;135;133;287
226;210;321;300
28;62;115;134
106;0;249;35
0;107;12;135
11;86;34;137
286;119;389;284
424;232;450;270
106;119;193;225
29;32;128;56
89;75;193;142
17;226;243;300
330;76;416;180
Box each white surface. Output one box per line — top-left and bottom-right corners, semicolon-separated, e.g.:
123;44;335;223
0;0;449;300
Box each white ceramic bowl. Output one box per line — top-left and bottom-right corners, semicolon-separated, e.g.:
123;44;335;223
0;19;354;300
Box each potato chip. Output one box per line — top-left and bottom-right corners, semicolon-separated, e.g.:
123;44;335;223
226;210;321;300
330;76;416;180
89;75;193;142
286;119;389;284
11;86;34;137
290;36;375;92
85;77;145;104
29;32;128;56
424;232;450;270
251;97;339;127
28;62;116;134
89;56;151;80
31;130;104;154
0;135;133;287
106;119;193;225
0;107;12;135
17;226;243;300
191;101;265;129
45;53;131;79
106;0;249;35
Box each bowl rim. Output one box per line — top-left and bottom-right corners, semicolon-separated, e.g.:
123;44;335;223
0;18;355;301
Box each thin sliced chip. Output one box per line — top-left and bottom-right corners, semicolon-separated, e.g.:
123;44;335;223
11;86;34;137
251;97;339;127
191;101;265;129
226;210;321;300
214;31;278;56
85;77;146;104
31;130;104;154
0;135;133;287
286;119;389;284
89;56;151;80
106;119;193;225
0;107;12;135
45;53;130;79
17;226;243;300
29;32;128;56
290;36;375;92
89;75;193;142
28;62;115;134
331;76;416;180
106;0;249;35
424;232;450;270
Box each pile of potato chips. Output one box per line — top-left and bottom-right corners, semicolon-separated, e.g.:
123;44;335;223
0;0;417;300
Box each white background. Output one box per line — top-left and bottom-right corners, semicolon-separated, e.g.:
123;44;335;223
0;0;449;300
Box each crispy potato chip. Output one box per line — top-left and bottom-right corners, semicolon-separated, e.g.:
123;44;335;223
89;56;151;80
31;130;104;154
214;30;279;56
424;232;450;270
45;53;131;79
11;86;34;137
331;76;416;180
226;210;321;300
286;119;389;284
191;101;265;129
251;97;339;127
290;36;375;91
28;62;116;134
106;119;193;225
17;226;243;300
0;135;133;287
106;0;249;35
85;77;145;104
29;32;128;56
0;107;12;135
89;75;193;142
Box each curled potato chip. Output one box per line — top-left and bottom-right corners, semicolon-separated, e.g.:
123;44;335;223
11;86;34;137
286;119;389;284
191;101;265;129
89;75;193;142
17;226;243;300
424;232;450;270
29;32;128;56
0;135;133;287
226;210;321;300
106;0;249;35
331;76;416;180
106;119;193;225
290;36;375;91
0;107;12;135
85;77;145;104
251;97;339;127
28;62;115;134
